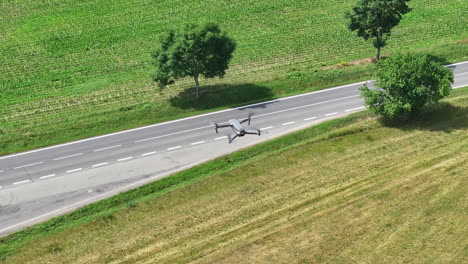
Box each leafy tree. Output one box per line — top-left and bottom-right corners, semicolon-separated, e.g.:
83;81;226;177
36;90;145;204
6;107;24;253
152;23;236;97
360;52;454;119
345;0;412;60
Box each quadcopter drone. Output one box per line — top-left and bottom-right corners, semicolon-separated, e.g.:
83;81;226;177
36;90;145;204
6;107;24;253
213;115;261;143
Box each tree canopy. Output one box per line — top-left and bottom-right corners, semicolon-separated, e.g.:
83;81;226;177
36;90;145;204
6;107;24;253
152;23;236;97
345;0;412;59
360;52;454;119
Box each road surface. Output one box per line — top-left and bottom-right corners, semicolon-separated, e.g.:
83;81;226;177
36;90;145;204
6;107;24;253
0;61;467;236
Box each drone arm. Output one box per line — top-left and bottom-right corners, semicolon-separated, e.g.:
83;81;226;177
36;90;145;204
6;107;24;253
228;134;239;143
240;115;252;125
214;124;231;133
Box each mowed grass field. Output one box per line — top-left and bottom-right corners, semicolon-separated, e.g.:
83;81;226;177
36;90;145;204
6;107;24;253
0;0;467;154
2;88;467;263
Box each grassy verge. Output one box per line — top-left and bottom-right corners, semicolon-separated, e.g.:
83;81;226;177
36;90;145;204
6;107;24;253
1;40;467;155
1;87;466;262
1;0;467;155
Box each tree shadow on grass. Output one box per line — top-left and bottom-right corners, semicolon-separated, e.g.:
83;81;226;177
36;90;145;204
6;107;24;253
169;83;276;110
379;102;468;133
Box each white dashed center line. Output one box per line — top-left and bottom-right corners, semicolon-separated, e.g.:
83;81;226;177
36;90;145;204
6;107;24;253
215;136;228;140
168;146;181;151
142;151;157;156
93;145;121;152
14;162;43;169
117;157;133;162
40;174;56;179
325;112;338;116
282;122;296;126
345;106;365;112
260;126;273;130
92;162;108;167
304;117;317;121
66;168;82;173
191;141;205;145
54;153;83;161
13;180;31;185
0;170;4;173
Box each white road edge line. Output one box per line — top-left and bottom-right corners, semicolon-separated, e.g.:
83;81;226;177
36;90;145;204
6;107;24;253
215;136;228;140
304;117;317;121
2;61;466;161
40;174;56;179
54;153;83;161
454;72;468;76
260;126;273;130
282;122;296;126
93;145;121;152
117;157;133;162
453;85;467;89
345;106;366;112
191;141;205;145
92;163;108;167
13;180;31;185
66;168;82;173
167;146;181;151
142;151;157;156
0;160;202;236
325;112;338;116
14;162;43;169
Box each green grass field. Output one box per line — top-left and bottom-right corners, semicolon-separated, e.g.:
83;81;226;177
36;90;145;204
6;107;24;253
1;88;466;263
0;0;467;154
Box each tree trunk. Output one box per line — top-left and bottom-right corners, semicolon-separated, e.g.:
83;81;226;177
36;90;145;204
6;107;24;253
194;75;200;98
376;29;382;60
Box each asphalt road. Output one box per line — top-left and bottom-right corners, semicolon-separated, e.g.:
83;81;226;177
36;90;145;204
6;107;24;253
0;61;467;236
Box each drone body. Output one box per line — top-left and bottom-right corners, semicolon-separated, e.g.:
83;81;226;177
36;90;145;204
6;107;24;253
213;115;261;143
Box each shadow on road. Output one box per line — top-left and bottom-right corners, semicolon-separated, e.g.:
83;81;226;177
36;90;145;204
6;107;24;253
169;83;276;110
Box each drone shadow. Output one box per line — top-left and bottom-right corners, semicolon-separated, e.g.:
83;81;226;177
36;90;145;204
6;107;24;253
169;83;276;110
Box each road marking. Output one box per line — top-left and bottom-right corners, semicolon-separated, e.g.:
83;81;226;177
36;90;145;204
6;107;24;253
40;174;56;179
54;153;83;161
117;157;133;162
215;136;228;140
453;84;467;89
0;170;4;173
260;126;273;130
255;95;359;119
2;61;466;162
13;180;31;185
0;160;203;236
66;168;82;173
455;72;468;76
14;162;43;169
325;112;338;116
92;163;108;167
304;117;317;121
93;145;121;152
167;146;181;151
282;122;296;126
345;106;365;112
134;125;212;143
191;141;205;145
142;151;157;156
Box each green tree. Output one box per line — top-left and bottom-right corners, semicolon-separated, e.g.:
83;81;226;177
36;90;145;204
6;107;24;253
152;23;236;97
345;0;412;60
360;52;454;119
